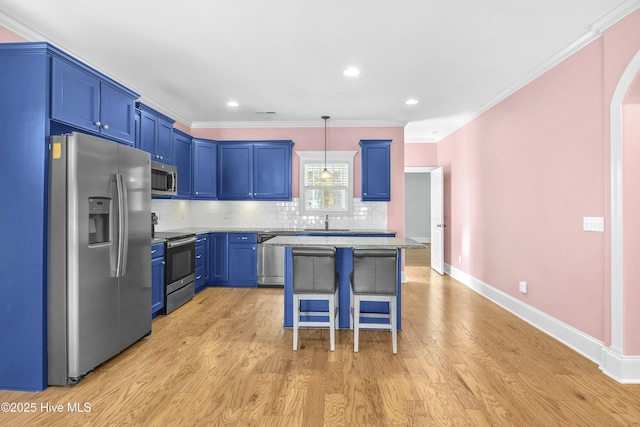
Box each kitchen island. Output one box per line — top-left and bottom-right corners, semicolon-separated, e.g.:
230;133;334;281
262;236;425;330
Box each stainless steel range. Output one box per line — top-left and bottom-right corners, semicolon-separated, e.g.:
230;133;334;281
154;232;196;313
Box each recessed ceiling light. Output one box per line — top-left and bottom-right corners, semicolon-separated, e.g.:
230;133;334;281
227;101;239;107
343;67;360;77
405;98;419;105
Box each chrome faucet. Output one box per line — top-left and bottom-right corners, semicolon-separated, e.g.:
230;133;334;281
324;215;329;231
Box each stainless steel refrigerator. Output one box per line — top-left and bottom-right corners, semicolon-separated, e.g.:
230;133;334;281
48;132;152;385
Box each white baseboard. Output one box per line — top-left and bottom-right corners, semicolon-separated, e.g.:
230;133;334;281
600;348;640;383
445;263;640;384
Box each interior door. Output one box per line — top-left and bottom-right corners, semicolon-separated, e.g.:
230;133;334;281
430;167;445;275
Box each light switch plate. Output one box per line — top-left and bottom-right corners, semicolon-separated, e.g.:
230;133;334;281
583;216;604;232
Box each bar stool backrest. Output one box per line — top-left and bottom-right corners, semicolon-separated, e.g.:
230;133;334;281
352;248;398;295
292;246;337;294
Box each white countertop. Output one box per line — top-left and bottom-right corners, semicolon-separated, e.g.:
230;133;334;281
261;235;425;249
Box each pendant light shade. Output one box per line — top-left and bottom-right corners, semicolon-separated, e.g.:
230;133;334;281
320;115;332;180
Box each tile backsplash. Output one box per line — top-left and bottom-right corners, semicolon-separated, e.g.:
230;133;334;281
151;198;387;231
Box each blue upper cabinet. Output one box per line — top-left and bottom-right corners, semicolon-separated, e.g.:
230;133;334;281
51;57;138;145
173;129;193;199
193;138;217;199
218;142;253;199
217;141;293;200
360;139;392;201
136;102;175;164
254;142;292;200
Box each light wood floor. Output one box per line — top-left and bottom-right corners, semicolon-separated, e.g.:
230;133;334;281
3;268;640;426
405;243;430;267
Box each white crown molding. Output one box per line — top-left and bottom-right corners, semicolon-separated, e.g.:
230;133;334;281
430;0;640;144
404;167;436;173
0;12;44;40
404;136;439;144
191;120;407;129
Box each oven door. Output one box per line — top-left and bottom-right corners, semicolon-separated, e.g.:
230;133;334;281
165;236;196;286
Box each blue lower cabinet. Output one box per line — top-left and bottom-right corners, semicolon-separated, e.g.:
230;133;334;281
151;243;165;318
195;234;210;292
210;233;229;283
211;233;257;287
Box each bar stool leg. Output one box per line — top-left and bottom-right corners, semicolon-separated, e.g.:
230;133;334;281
390;297;397;354
293;294;300;350
328;293;335;351
354;295;361;352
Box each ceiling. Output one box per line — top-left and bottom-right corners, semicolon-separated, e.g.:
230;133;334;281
1;0;639;142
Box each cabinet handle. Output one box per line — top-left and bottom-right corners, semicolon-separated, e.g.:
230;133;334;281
196;255;202;259
94;121;101;127
151;250;156;254
196;275;202;280
103;124;109;130
241;237;247;240
195;192;199;195
203;237;207;241
162;261;165;265
160;155;164;159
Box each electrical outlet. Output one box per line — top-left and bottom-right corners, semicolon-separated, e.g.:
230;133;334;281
583;216;604;232
519;281;527;294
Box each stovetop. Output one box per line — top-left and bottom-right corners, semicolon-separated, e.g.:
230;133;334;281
153;231;196;241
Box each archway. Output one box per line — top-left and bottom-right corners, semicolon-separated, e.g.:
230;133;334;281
603;48;640;383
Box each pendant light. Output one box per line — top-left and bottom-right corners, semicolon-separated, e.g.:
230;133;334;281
320;115;332;180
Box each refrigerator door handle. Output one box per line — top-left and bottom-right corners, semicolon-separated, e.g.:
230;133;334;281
115;173;126;277
120;174;129;276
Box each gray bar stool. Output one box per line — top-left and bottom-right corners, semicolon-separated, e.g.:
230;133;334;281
350;248;398;354
292;246;339;351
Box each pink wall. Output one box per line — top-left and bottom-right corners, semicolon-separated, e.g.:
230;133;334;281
404;143;438;167
193;127;406;236
437;8;640;354
0;26;26;42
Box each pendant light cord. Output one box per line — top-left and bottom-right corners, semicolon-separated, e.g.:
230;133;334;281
322;115;330;170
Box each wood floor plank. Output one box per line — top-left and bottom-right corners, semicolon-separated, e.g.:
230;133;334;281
2;267;640;426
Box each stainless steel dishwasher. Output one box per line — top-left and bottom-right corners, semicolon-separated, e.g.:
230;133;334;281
257;233;286;287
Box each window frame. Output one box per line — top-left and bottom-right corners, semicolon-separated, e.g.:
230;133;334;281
297;151;357;215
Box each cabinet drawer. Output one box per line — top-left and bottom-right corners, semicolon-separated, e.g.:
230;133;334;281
195;265;204;283
151;243;164;258
195;245;204;266
228;233;257;243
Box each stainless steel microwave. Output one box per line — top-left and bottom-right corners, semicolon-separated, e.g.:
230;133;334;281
151;161;177;196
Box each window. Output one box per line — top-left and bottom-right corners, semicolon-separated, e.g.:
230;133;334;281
297;151;356;214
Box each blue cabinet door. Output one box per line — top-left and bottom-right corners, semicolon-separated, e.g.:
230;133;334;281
173;130;193;199
51;57;136;145
51;57;101;133
253;142;292;200
98;83;136;144
138;109;157;156
360;139;392;201
193;139;217;199
228;243;257;286
157;118;174;164
210;233;228;283
217;143;253;199
136;103;175;163
151;243;165;316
